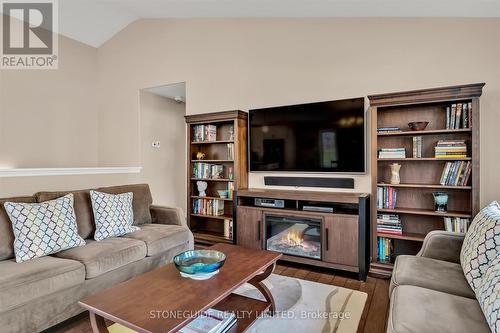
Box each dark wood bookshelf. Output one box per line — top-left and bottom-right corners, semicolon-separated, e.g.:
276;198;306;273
186;111;248;246
369;83;484;278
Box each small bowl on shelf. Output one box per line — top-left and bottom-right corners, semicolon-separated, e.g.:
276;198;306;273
174;250;226;279
217;190;228;199
408;121;429;131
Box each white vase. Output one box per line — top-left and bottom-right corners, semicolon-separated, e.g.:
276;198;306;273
390;163;401;185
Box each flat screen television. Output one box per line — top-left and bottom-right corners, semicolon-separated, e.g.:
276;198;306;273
249;98;366;173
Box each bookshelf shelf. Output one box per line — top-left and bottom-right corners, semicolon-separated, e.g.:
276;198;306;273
378;128;472;136
369;83;483;277
192;231;233;245
191;178;234;182
191;160;234;163
186;111;248;246
191;196;233;201
377;183;472;190
191;140;234;144
377;232;426;242
378;157;472;161
190;214;233;220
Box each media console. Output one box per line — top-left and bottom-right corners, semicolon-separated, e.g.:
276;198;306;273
235;188;370;280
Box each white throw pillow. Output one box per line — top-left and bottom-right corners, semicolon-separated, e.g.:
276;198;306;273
90;190;139;241
476;253;500;333
461;201;500;291
4;194;86;263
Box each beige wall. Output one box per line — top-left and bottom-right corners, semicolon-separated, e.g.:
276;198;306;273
139;90;186;210
1;18;499;206
97;18;500;205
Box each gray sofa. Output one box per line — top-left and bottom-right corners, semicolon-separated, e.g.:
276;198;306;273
0;184;193;333
387;230;490;333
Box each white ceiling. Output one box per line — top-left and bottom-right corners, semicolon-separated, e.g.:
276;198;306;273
7;0;500;47
144;82;186;102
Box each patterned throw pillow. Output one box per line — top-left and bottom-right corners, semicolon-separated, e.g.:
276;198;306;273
4;194;86;263
477;254;500;333
90;190;139;241
460;201;500;291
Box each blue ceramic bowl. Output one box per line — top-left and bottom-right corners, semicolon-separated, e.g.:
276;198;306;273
173;250;226;275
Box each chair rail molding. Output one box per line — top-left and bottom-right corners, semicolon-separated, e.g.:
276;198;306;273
0;167;143;177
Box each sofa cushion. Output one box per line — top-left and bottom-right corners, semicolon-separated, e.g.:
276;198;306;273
387;285;490;333
35;190;95;239
90;190;139;241
4;194;86;263
55;237;146;279
390;255;475;299
0;196;36;260
476;254;500;333
123;224;190;257
461;201;500;291
0;256;84;312
97;184;153;225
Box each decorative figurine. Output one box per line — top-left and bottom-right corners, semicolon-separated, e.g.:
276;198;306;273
196;152;206;160
433;192;449;213
390;163;401;185
197;181;208;197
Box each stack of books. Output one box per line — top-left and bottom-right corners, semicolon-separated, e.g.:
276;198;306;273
377;214;402;235
192;199;225;216
193;125;217;142
378;148;406;159
377;187;397;209
412;136;423;158
193;163;224;179
223;219;233;239
180;308;236;333
446;102;472;129
377;127;402;134
434;140;467;158
378;237;393;263
439;161;472;186
444;217;470;233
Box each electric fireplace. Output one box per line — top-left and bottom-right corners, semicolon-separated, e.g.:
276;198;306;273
265;214;321;260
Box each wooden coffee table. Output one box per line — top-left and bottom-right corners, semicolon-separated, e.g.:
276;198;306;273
79;244;282;333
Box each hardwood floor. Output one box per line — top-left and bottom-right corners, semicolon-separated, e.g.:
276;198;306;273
46;263;390;333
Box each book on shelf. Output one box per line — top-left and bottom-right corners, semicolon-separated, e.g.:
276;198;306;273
412;136;422;158
378;237;393;263
227;143;234;160
378;148;406;159
179;308;236;333
193;125;217;142
439;161;472;186
192;198;225;216
377;214;402;235
223;219;233;239
377;127;402;134
443;217;470;233
377;187;397;209
434;140;467;158
193;163;225;179
446;102;472;129
227;182;234;199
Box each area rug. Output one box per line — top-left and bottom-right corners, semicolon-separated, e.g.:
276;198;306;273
108;274;367;333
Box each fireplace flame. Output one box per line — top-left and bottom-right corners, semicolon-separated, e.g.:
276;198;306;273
284;230;304;247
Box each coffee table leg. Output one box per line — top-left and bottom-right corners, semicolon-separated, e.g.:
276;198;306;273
89;311;109;333
248;263;277;315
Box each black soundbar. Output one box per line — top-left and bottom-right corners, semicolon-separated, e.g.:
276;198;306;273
264;176;354;189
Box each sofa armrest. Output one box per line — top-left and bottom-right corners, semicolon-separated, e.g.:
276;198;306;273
417;230;465;264
150;205;187;228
